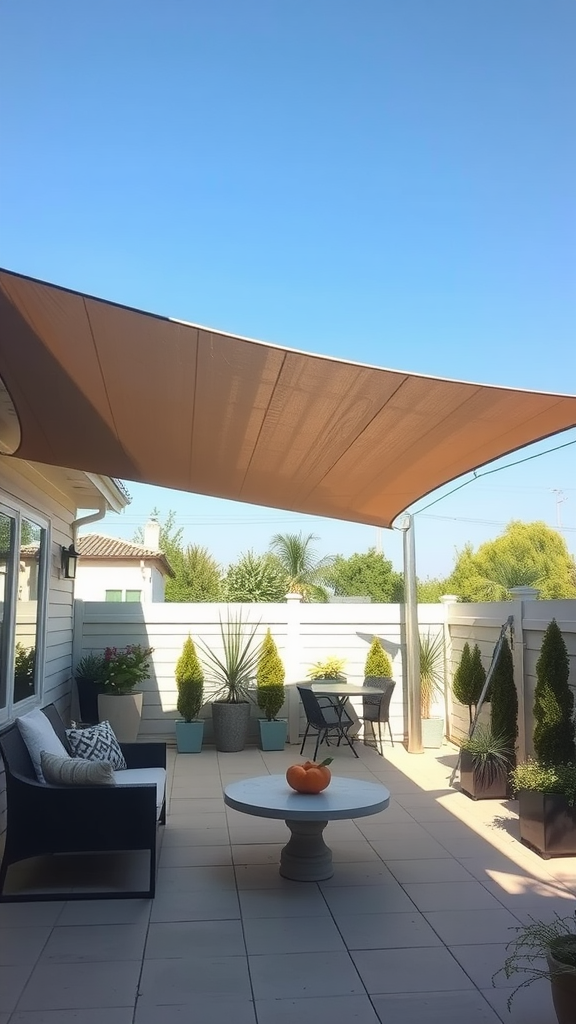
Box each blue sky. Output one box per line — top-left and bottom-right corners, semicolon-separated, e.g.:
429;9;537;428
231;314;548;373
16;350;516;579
1;1;575;578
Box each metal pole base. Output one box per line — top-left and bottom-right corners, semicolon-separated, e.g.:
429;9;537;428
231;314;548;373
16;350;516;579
280;819;332;881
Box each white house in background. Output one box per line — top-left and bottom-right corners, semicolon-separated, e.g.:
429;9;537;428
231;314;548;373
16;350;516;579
75;520;174;603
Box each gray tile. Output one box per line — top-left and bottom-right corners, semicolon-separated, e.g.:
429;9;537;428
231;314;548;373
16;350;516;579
39;923;148;963
232;844;283;866
371;990;502;1023
403;881;503;912
385;858;475;883
481;981;556;1023
150;890;240;922
329;841;382;863
336;911;443;950
157;845;232;866
368;836;451;860
57;899;151;927
168;797;225;814
255;994;381;1024
161;827;230;848
249;951;364;999
243;915;346;954
481;878;576;909
351;946;474;994
423;908;521;945
239;888;330;919
145;920;246;958
319;861;396;887
17;961;141;1010
0;927;50;965
155;865;236;892
0;965;33;1012
138;955;251;1002
0;904;64;928
10;1011;133;1023
135;999;256;1024
449;943;520;989
235;865;305;889
322;884;415;917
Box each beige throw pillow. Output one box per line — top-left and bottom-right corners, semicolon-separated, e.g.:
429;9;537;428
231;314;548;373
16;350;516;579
40;751;116;786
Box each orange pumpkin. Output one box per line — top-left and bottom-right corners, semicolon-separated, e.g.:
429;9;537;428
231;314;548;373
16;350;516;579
286;757;333;794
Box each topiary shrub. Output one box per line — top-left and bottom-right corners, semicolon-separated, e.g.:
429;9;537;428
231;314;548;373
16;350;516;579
364;637;393;679
176;635;204;722
256;629;286;721
490;636;517;760
533;619;575;765
452;642;485;725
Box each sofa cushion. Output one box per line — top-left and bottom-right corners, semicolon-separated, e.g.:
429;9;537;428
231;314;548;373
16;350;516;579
66;720;127;770
41;751;117;786
113;767;166;817
17;707;69;783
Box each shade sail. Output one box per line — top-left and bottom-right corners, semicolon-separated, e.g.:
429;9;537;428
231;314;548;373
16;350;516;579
1;267;575;528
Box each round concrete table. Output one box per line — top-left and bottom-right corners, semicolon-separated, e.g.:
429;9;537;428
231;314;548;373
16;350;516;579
224;775;390;881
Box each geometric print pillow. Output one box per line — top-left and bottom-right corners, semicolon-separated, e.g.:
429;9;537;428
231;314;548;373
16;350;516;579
66;720;127;770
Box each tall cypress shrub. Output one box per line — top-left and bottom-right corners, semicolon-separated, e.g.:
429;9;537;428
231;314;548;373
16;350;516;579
453;642;485;725
364;637;393;678
533;619;575;764
490;636;517;757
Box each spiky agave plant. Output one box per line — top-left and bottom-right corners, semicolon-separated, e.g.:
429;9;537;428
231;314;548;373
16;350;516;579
460;724;514;785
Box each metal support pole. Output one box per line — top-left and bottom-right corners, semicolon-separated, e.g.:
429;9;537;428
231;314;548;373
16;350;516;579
402;515;423;753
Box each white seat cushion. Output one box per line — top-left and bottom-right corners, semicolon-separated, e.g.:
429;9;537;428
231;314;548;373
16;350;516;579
17;707;69;783
112;767;166;817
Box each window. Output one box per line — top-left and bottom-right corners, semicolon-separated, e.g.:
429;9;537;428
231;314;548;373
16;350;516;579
125;590;142;603
105;590;122;602
0;502;48;714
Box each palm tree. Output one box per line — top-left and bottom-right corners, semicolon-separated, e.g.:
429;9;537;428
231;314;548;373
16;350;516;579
269;532;334;602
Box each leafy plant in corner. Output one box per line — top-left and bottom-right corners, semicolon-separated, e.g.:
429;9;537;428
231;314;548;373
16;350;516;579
306;656;346;680
419;631;444;720
256;629;286;721
364;637;393;678
493;912;576;1013
176;635;204;722
460;725;514;787
75;651;106;683
489;635;518;764
533;619;576;765
199;611;262;703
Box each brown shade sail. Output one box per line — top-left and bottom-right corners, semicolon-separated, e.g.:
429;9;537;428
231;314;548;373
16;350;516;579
1;267;575;528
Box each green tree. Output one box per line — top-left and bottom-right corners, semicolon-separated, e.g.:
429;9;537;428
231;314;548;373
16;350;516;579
225;551;288;602
268;532;333;602
364;637;393;678
325;548;404;603
256;629;286;721
175;636;204;722
447;521;576;601
533;619;575;764
490;636;518;756
134;511;222;601
417;577;448;603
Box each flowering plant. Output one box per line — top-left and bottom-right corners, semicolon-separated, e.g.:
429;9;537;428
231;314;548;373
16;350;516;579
102;644;154;694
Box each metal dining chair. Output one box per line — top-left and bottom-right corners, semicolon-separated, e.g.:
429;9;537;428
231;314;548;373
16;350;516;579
358;678;396;753
297;686;359;760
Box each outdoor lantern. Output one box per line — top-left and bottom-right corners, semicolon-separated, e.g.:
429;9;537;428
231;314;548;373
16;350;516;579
61;543;80;580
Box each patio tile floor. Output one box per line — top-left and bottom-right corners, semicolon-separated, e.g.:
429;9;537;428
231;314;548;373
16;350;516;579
1;738;575;1022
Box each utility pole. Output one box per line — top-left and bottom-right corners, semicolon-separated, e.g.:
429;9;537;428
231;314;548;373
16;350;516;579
552;490;568;530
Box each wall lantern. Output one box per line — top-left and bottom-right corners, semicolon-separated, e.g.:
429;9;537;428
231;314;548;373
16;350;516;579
61;544;80;580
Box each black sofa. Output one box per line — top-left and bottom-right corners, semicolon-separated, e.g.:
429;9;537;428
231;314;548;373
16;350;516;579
0;704;166;901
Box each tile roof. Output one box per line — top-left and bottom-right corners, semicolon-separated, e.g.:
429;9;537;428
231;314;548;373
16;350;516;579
77;534;174;576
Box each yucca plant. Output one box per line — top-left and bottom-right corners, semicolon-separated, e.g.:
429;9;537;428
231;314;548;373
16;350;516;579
198;611;262;703
419;631;444;720
460;725;514;786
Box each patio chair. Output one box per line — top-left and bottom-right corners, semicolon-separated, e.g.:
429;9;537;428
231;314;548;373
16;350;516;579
358;677;396;753
297;686;359;761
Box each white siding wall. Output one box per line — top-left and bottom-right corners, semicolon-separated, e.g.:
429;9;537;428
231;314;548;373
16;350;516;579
75;562;155;602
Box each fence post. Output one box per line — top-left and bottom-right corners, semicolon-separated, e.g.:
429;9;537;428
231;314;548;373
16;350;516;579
285;593;303;744
508;586;539;763
440;595;458;743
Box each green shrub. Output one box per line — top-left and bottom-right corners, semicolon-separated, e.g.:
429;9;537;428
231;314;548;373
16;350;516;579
364;637;392;678
419;631;444;720
256;629;285;721
176;636;204;722
490;636;517;756
306;656;346;680
452;642;485;725
533;619;575;764
510;759;576;804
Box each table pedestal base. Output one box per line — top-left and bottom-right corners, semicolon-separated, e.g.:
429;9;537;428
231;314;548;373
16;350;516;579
280;819;332;881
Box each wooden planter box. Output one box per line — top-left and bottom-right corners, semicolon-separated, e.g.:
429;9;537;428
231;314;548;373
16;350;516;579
459;749;509;800
519;791;576;859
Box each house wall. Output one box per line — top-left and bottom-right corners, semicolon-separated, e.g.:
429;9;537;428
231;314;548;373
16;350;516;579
74;561;166;602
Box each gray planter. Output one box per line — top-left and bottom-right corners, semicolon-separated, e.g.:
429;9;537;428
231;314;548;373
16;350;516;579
211;701;251;752
421;717;444;748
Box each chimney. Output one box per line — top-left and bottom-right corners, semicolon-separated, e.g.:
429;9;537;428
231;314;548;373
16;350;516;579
143;518;160;551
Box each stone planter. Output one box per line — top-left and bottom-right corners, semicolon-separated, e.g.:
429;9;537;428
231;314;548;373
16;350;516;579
211;701;251;752
258;719;288;751
175;720;204;753
97;692;143;743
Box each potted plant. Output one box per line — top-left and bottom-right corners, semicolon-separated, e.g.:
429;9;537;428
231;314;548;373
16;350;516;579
306;656;346;681
511;761;576;858
199;611;262;752
74;651;106;724
364;637;393;683
460;725;514;800
97;643;154;743
175;635;204;753
452;641;486;727
419;631;445;748
256;629;287;750
14;642;36;703
494;912;576;1023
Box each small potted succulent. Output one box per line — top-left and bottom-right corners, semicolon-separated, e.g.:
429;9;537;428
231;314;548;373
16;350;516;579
74;650;106;724
256;629;287;750
97;643;154;743
175;635;204;753
494;912;576;1023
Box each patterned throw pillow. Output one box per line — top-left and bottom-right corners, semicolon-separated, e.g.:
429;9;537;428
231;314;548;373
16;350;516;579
66;720;127;770
40;751;116;786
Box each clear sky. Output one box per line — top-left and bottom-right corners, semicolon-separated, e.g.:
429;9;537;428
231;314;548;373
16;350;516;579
1;1;575;578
